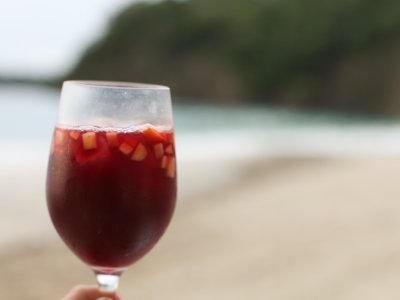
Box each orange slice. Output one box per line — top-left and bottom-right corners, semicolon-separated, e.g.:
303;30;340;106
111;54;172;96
106;132;119;148
119;142;134;155
54;130;65;145
166;157;176;178
165;144;174;155
69;131;80;141
160;155;168;169
82;132;97;150
131;143;147;161
153;143;164;159
143;126;166;143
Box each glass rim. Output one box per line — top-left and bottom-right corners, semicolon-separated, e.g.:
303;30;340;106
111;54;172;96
63;80;170;91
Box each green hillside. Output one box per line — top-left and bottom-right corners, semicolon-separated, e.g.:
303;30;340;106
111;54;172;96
65;0;400;114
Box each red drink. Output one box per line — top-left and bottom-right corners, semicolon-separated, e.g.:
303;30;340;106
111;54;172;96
46;126;176;270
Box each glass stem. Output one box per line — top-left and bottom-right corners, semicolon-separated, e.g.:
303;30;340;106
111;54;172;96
96;273;120;292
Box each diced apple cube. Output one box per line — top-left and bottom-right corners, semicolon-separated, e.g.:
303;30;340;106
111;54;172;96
143;126;167;143
54;130;65;145
69;131;80;140
160;155;168;169
82;132;97;150
165;144;174;155
106;132;119;148
153;143;164;159
119;142;134;155
131;143;147;161
166;157;176;178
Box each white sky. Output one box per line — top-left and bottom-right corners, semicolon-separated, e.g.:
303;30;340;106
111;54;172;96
0;0;148;78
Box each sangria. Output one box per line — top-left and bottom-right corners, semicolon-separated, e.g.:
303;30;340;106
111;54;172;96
46;81;176;291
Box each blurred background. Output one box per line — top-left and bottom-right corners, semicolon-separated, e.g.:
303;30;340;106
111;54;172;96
2;0;400;299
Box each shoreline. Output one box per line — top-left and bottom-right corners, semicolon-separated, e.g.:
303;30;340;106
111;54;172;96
2;158;400;299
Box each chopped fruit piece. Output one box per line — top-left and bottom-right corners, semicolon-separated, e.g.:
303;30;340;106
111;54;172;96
106;132;119;147
69;131;80;140
131;143;147;161
168;134;175;145
143;126;167;143
160;155;168;169
153;143;164;159
54;130;65;145
119;142;134;155
82;132;97;150
165;144;174;155
166;157;176;178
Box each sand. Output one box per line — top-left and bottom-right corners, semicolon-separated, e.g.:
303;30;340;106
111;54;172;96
2;157;400;299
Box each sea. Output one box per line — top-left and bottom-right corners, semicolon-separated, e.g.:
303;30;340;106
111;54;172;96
2;84;400;174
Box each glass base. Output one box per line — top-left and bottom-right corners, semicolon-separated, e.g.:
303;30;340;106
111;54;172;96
96;273;120;292
93;267;126;292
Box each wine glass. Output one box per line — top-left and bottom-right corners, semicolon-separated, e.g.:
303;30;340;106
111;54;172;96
46;81;177;292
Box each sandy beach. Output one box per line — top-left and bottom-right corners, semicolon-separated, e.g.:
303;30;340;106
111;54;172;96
2;157;400;299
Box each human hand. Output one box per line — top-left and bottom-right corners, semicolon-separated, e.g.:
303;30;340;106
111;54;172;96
62;284;121;300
